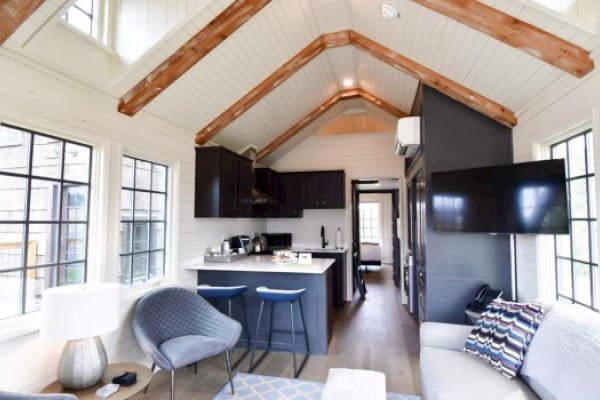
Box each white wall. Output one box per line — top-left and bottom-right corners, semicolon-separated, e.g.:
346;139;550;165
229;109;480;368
360;192;393;264
512;57;600;302
116;0;214;63
269;133;405;299
0;48;265;392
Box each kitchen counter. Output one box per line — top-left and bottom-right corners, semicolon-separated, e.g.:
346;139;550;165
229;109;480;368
185;255;334;274
292;247;348;254
190;255;334;355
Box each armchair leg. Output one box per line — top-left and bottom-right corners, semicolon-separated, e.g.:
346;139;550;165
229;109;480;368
170;369;175;400
225;351;235;395
144;363;157;394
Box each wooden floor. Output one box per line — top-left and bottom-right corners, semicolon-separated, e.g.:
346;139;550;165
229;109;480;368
145;266;421;399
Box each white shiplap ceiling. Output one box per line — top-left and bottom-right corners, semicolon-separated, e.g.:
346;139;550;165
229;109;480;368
5;0;600;163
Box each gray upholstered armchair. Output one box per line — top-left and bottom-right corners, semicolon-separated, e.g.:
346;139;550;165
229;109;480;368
132;287;242;400
0;392;77;400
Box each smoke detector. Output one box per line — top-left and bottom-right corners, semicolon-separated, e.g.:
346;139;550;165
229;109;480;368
381;4;400;19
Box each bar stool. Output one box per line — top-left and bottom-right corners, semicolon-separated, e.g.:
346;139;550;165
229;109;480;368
197;284;251;369
249;287;310;378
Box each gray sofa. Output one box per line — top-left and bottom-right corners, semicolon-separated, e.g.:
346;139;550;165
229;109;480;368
420;302;600;400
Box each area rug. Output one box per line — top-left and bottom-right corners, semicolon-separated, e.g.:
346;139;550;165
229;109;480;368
213;372;420;399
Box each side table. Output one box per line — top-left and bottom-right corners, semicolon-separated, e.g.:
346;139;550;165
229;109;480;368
41;363;152;400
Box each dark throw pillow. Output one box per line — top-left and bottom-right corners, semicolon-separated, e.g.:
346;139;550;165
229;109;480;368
464;299;544;379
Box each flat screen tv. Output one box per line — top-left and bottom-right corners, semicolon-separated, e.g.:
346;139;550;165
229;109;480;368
431;160;569;234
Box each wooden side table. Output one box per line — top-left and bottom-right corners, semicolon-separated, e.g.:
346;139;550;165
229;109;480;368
42;363;153;400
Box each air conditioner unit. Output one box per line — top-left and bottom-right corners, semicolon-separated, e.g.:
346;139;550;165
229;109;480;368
394;116;421;158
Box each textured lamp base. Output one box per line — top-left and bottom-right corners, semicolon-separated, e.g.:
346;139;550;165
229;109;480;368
58;336;108;390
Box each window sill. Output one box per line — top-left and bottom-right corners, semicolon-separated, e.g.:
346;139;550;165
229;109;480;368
0;313;41;344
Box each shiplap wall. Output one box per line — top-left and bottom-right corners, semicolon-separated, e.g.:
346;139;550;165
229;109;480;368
512;57;600;302
0;49;265;392
116;0;217;63
269;132;404;299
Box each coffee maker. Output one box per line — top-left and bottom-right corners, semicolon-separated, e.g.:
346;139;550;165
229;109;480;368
230;235;250;254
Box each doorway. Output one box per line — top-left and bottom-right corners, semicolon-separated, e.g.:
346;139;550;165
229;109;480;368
351;179;401;299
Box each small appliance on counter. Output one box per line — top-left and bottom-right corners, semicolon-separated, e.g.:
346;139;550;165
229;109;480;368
230;235;251;254
261;233;293;253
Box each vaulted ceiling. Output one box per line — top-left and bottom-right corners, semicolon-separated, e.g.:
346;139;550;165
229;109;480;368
3;0;600;164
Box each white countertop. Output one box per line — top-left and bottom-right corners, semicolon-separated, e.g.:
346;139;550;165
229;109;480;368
185;255;335;274
291;246;348;254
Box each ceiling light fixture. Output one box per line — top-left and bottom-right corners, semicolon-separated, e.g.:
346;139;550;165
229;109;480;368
343;78;354;88
381;4;400;19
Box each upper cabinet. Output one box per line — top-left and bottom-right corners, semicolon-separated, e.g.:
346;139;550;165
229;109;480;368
195;147;252;218
302;171;345;209
278;173;305;218
195;148;345;218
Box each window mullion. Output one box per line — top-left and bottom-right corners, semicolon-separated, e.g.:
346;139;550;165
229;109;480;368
19;132;35;315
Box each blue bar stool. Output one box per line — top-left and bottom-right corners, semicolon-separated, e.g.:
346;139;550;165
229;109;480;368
197;284;251;369
249;287;310;378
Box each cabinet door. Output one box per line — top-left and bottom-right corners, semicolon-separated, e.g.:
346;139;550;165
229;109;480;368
302;173;321;208
319;171;345;208
220;152;239;217
278;173;303;218
237;158;253;217
312;252;345;306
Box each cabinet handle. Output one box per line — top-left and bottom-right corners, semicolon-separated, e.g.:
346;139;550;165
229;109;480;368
316;201;320;205
323;200;327;205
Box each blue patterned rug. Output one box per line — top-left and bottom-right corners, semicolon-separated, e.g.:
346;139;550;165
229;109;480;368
213;372;420;400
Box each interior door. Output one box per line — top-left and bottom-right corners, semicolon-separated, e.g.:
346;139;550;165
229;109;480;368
391;189;401;286
351;181;361;292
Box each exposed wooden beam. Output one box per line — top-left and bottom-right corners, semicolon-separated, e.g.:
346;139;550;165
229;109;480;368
349;30;517;127
118;0;271;116
196;35;326;145
196;29;516;145
0;0;45;46
256;88;407;161
412;0;593;78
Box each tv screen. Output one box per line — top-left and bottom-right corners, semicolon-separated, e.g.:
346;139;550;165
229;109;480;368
431;160;569;234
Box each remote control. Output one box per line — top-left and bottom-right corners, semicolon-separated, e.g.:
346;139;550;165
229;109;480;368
96;383;119;398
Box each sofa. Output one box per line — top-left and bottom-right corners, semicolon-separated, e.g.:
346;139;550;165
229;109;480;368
420;302;600;400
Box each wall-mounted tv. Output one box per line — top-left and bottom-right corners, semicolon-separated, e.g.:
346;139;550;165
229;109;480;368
431;160;569;234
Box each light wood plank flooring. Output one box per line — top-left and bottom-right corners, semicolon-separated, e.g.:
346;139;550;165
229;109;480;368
145;265;421;399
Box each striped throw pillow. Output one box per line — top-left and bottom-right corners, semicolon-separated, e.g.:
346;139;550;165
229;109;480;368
464;299;544;379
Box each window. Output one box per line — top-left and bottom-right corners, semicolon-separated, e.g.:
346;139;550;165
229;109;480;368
63;0;95;36
0;124;92;320
359;202;381;243
119;156;167;286
551;129;599;311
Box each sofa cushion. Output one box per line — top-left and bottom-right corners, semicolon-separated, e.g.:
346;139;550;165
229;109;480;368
420;347;538;400
464;299;543;379
520;303;600;400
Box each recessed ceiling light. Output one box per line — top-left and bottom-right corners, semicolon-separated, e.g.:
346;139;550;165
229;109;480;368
343;78;354;88
381;4;400;19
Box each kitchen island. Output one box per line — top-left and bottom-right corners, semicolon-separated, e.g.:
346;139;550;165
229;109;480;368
186;256;334;355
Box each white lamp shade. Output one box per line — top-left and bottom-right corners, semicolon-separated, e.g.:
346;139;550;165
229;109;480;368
41;283;120;341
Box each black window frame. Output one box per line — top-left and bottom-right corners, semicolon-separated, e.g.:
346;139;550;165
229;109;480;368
551;129;598;311
119;156;168;286
0;123;93;319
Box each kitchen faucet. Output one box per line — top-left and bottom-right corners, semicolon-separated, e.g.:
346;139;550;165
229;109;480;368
321;225;329;249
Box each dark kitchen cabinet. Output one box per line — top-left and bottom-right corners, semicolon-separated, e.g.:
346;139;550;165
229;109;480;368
252;168;279;218
302;171;345;209
311;251;347;307
277;173;304;218
195;147;252;218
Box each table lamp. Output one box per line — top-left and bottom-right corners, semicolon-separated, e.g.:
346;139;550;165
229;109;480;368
41;283;120;390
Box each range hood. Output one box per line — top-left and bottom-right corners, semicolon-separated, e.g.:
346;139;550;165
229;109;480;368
251;186;277;204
